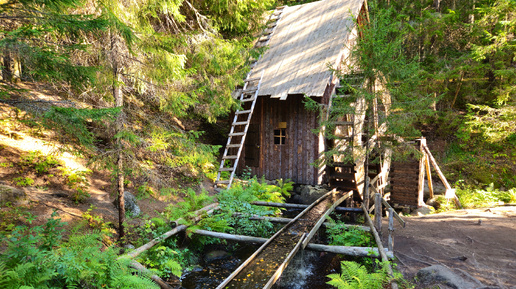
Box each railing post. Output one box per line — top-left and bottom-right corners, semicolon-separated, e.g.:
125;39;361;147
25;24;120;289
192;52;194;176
374;193;382;239
388;207;394;252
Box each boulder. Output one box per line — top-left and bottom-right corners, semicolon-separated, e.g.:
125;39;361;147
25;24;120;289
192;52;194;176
417;265;485;289
424;181;447;198
411;206;435;216
0;184;28;206
113;191;140;217
298;185;329;204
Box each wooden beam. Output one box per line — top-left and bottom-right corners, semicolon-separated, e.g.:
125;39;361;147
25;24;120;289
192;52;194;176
232;212;370;231
252;201;363;212
425;153;434;199
362;204;399;289
123;203;218;260
418;139;426;207
387;208;394;252
381;198;406;228
422;144;462;208
302;191;353;249
193;229;393;258
374;193;382;239
127;260;172;289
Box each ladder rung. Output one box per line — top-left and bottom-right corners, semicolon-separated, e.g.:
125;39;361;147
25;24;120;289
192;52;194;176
229;132;245;136
223;155;238;159
216;180;230;184
233;121;248;126
235;110;252;115
242;88;258;94
258;36;271;42
219;167;235;172
241;97;256;102
333;121;353;126
244;77;261;82
227;144;241;148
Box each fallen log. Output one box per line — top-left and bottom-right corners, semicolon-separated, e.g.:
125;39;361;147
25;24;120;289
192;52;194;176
127;259;172;289
193;229;393;259
123;203;219;260
232;213;370;231
252;201;363;213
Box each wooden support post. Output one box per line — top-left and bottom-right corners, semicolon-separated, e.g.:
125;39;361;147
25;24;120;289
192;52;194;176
388;208;394;252
425;153;434;199
417;138;426;207
381;198;406;228
422;144;462;208
362;204;399;289
374;193;382;240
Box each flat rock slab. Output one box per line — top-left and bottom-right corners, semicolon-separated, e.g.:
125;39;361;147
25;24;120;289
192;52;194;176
417;265;485;289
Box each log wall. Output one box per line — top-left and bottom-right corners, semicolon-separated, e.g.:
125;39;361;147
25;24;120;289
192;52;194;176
237;96;322;185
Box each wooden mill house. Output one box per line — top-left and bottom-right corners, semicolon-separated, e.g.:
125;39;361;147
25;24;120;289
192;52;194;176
216;0;382;197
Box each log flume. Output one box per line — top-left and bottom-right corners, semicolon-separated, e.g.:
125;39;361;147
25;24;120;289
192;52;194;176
216;189;353;289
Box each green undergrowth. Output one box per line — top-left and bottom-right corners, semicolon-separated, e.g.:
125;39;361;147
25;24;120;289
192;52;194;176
325;217;374;248
436;183;516;212
327;260;409;289
0;213;158;289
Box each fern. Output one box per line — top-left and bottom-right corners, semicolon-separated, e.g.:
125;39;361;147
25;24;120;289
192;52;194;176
0;217;160;289
327;261;391;289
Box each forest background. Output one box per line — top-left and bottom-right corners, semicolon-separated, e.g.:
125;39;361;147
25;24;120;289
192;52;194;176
0;0;514;286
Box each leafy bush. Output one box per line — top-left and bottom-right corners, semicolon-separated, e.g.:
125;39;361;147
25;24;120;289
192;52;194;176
325;218;373;247
0;214;158;288
20;150;60;174
455;183;516;209
13;176;34;187
163;188;214;223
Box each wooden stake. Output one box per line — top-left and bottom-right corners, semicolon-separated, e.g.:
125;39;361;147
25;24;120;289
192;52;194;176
422;144;462;208
388;208;394;252
425;152;434;199
417;138;426;207
362;204;399;289
374;193;382;239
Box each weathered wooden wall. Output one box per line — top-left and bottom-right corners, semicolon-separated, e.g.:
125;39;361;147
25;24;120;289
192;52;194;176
237;96;322;185
390;158;420;207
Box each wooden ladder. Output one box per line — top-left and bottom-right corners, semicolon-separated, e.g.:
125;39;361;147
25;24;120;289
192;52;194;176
215;70;264;188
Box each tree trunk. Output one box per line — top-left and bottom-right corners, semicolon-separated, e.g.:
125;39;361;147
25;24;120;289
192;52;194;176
112;32;125;241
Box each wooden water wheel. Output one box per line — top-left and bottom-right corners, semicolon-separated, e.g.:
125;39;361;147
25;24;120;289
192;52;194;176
326;72;391;204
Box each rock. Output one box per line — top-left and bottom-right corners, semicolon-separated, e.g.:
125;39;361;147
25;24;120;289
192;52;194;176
204;250;230;263
417;265;485;289
113;191;140;217
411;206;435;216
298;185;329;204
0;185;28;206
424;181;447;198
426;197;441;209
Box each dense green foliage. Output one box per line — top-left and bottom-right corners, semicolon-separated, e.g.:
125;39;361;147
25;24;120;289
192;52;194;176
325;218;373;247
0;214;159;289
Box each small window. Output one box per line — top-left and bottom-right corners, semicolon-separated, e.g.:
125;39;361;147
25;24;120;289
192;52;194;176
274;128;286;145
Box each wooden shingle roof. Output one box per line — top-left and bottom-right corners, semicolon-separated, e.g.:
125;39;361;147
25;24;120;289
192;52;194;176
250;0;364;100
